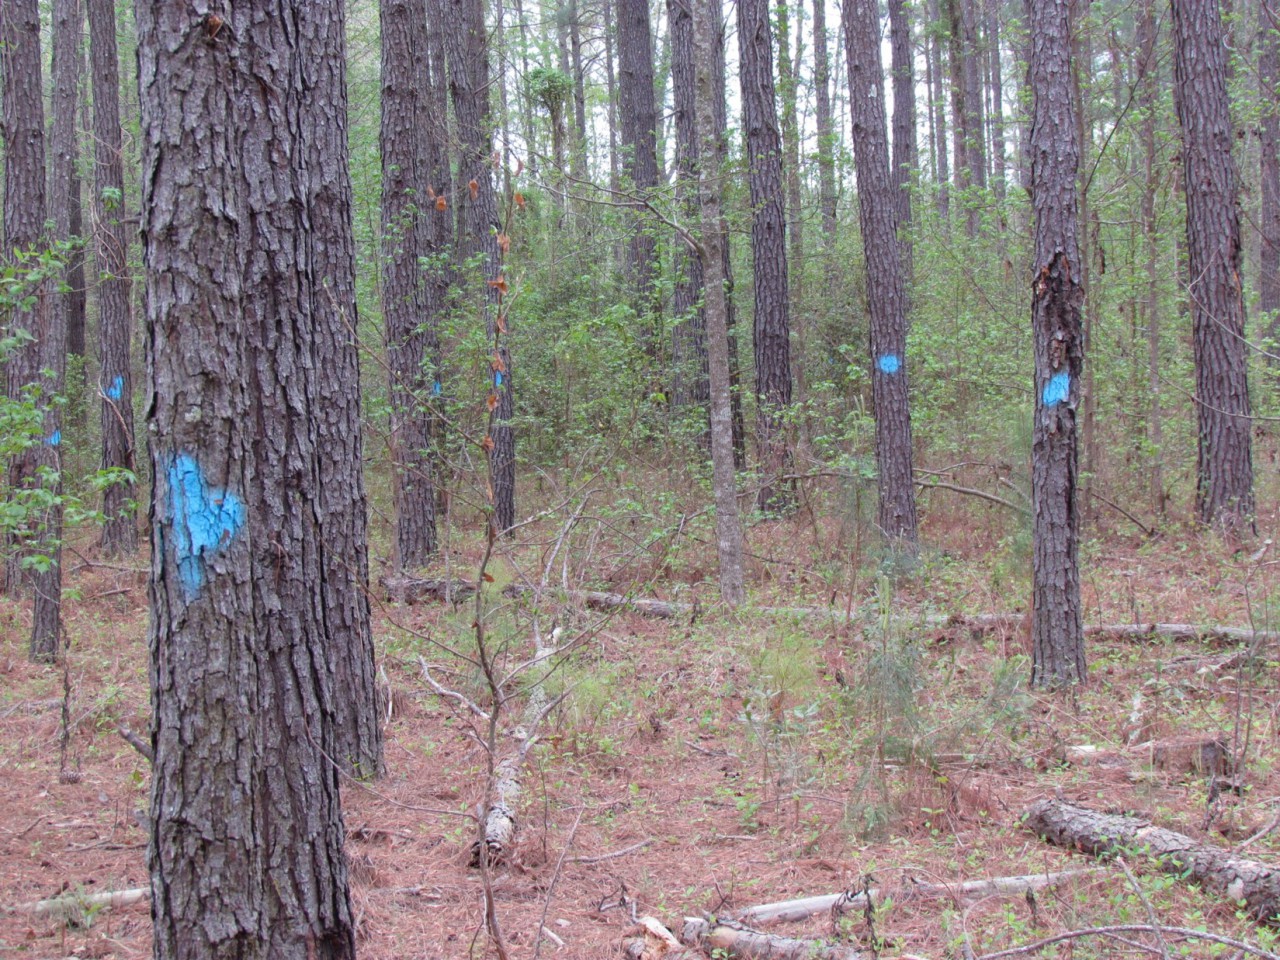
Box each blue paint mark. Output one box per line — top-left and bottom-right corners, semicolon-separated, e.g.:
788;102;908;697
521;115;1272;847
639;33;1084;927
46;430;61;447
494;371;504;387
877;353;902;375
1042;371;1071;406
432;380;442;397
106;376;123;401
167;453;245;598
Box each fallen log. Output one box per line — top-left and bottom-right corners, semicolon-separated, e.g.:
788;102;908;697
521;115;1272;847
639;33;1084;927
681;917;865;960
384;578;1280;646
1059;735;1233;777
738;868;1102;924
1023;798;1280;922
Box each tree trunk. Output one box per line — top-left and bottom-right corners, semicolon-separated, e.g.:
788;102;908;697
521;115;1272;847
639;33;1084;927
888;0;917;281
844;0;920;549
382;0;440;570
948;0;986;235
447;0;517;534
777;0;808;436
1028;0;1086;687
930;0;951;217
3;0;62;662
617;0;661;342
1261;0;1279;344
1024;798;1280;922
987;0;1007;200
669;0;710;416
737;0;793;511
1138;0;1165;514
813;0;838;266
603;0;622;194
139;1;369;954
693;0;746;607
87;0;138;557
1172;0;1255;533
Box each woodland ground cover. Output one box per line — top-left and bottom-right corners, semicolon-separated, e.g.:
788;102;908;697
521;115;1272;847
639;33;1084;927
1;476;1277;959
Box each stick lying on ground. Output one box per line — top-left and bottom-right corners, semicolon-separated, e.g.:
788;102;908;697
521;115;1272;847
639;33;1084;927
738;868;1103;924
1024;798;1280;922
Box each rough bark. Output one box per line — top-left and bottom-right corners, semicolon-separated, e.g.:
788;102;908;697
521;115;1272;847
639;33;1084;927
616;0;661;338
813;0;838;262
1028;0;1086;687
87;0;138;557
139;2;371;955
382;0;440;569
603;0;622;193
1172;0;1255;532
3;0;62;662
949;0;986;235
844;0;920;548
889;0;917;280
694;0;746;607
1024;798;1280;922
669;0;710;415
1260;0;1279;345
446;0;517;534
737;0;793;511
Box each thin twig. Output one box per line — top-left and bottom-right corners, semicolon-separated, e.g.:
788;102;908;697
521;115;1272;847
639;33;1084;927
975;925;1280;960
533;807;584;960
566;838;653;864
1115;858;1171;960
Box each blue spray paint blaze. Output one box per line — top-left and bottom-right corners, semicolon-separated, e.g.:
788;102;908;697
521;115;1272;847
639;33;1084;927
432;380;442;397
494;371;504;387
1042;371;1071;406
106;376;124;400
877;353;902;375
167;453;246;598
46;430;61;447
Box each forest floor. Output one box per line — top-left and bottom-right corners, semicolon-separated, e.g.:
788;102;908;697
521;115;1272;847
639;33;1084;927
1;489;1279;960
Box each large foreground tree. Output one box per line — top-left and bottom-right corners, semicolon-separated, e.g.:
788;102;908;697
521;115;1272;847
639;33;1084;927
1027;0;1086;686
1172;0;1254;533
139;2;381;954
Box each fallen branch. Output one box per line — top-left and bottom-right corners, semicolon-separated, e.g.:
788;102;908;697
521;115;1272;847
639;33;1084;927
738;868;1102;924
8;887;150;922
1059;735;1232;777
567;838;653;864
1023;798;1280;922
681;917;865;960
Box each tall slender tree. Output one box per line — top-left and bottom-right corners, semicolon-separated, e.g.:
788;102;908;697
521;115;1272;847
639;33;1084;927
694;0;746;606
616;0;661;339
139;0;378;953
737;0;793;510
1028;0;1086;686
986;0;1007;200
813;0;838;261
1172;0;1255;532
888;0;917;280
3;0;64;661
1138;0;1166;515
1261;0;1279;343
948;0;986;235
777;0;807;422
669;0;711;415
382;0;440;569
87;0;137;557
929;0;952;217
843;0;919;548
447;0;517;533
